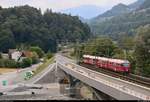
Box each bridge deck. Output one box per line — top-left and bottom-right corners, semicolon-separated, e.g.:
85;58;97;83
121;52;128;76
56;55;150;100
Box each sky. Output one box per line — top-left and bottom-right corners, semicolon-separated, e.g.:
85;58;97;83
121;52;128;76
0;0;137;13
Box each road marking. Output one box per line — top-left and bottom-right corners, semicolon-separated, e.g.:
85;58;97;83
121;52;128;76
32;64;55;84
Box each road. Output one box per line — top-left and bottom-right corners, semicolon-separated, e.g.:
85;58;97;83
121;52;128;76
0;56;76;100
0;63;42;92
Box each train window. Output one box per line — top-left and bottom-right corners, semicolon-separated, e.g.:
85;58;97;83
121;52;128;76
122;63;130;67
116;64;120;66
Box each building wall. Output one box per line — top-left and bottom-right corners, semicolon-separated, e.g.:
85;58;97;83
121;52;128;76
11;51;22;61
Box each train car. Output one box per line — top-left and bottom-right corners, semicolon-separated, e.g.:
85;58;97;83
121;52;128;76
83;55;130;73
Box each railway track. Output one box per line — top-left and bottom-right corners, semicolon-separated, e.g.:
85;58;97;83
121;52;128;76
79;63;150;88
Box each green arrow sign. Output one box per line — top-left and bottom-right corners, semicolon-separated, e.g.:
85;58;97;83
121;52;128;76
2;80;7;86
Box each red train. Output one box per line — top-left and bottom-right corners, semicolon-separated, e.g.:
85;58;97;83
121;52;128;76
82;55;130;73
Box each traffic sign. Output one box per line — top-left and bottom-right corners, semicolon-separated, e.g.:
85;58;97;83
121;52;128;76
2;80;7;86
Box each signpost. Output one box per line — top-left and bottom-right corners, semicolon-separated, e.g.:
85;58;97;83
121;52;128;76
2;80;7;86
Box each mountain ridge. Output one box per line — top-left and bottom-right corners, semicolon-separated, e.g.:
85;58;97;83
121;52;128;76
89;0;146;23
61;5;107;19
89;0;150;39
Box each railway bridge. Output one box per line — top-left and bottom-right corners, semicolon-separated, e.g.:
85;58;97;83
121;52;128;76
56;54;150;100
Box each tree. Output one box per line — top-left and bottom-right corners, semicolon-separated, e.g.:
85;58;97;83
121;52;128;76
0;53;2;59
46;52;53;59
134;25;150;77
83;37;117;57
0;5;91;53
31;52;39;64
0;59;18;68
21;58;32;68
0;29;15;52
76;37;118;59
118;33;135;51
29;46;44;58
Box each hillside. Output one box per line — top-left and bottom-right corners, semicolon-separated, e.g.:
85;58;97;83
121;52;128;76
97;3;131;18
0;5;92;52
129;0;145;10
138;0;150;10
90;3;132;24
89;0;150;39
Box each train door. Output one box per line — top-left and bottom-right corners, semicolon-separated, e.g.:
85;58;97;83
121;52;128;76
89;58;94;65
112;63;117;71
97;59;101;67
83;58;88;64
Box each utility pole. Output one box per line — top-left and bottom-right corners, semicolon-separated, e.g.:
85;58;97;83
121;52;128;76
124;49;127;60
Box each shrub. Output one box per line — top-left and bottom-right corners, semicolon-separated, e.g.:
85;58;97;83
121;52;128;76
29;46;44;58
21;58;32;68
0;53;2;59
31;52;39;64
0;59;17;68
46;52;53;59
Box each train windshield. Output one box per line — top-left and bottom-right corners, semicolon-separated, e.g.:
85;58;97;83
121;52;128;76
122;63;130;67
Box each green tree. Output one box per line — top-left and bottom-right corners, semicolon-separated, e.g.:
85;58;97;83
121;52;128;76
0;5;91;53
29;46;44;58
134;25;150;77
46;52;53;59
0;53;2;59
0;59;18;68
31;52;39;64
118;33;135;51
0;29;15;52
21;58;32;68
83;37;117;57
75;37;118;60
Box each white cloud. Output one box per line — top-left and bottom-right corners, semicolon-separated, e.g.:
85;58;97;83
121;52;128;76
0;0;137;12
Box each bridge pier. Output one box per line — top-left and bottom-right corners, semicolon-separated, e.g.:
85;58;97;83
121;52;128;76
57;66;115;100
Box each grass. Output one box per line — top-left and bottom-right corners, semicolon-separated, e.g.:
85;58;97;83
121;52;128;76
32;57;55;76
0;68;17;74
62;52;76;60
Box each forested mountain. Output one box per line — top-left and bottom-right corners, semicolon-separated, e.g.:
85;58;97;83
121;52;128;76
89;0;150;40
96;3;131;18
90;0;145;23
0;5;91;52
89;3;133;24
129;0;145;10
138;0;150;10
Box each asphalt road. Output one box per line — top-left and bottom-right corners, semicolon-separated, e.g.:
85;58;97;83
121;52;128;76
0;63;42;92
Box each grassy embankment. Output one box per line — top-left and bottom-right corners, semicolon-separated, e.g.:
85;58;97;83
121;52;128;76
32;57;55;76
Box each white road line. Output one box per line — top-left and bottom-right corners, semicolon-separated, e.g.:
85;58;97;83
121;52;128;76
32;64;55;84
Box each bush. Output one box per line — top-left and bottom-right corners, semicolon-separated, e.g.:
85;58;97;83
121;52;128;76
5;60;18;68
0;59;17;68
30;46;44;58
31;52;39;64
0;53;2;59
46;52;53;59
21;58;32;68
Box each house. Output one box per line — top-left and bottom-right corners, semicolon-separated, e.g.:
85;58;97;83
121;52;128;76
22;51;33;58
11;51;22;62
8;49;34;62
18;51;33;62
8;49;17;59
